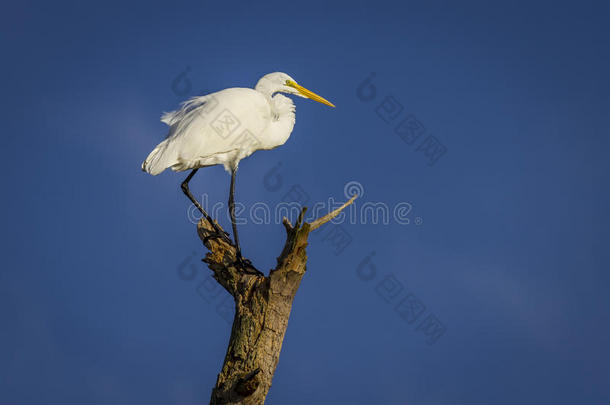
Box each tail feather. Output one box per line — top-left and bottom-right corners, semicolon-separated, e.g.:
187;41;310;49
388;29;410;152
141;138;175;175
143;95;210;175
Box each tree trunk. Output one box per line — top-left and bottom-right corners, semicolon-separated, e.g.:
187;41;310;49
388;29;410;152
196;196;356;405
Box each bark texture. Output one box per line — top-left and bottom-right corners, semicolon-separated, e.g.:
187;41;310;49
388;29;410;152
198;196;356;405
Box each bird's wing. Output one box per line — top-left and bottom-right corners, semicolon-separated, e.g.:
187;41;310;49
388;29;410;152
142;88;271;174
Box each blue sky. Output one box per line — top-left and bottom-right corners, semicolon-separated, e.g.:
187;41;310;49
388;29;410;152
1;0;609;404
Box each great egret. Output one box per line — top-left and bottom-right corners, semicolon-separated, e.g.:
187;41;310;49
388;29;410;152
142;72;334;272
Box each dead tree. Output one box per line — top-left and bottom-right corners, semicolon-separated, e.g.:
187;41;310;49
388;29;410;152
196;195;357;405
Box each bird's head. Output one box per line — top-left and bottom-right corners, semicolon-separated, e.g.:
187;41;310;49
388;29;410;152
255;72;335;107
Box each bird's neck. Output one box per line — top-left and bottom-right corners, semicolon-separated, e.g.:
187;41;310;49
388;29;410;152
270;93;294;115
254;78;278;98
265;94;295;147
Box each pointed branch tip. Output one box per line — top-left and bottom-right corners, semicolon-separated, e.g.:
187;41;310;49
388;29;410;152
309;194;357;231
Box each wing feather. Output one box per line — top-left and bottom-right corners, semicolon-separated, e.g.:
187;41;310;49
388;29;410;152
142;88;270;174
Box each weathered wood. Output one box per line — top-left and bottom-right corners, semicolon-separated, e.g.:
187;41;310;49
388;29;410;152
197;195;357;405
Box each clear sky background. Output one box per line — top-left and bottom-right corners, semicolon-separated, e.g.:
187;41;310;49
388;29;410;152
1;0;609;404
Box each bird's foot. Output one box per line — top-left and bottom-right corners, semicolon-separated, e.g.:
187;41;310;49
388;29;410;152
233;255;265;276
202;229;233;245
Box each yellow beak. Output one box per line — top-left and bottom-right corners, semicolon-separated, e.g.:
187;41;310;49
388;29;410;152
287;80;335;107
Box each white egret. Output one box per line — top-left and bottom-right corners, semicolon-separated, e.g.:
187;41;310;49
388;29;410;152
142;72;334;272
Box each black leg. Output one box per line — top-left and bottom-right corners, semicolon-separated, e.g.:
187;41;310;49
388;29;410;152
228;168;263;276
181;169;230;242
228;167;242;257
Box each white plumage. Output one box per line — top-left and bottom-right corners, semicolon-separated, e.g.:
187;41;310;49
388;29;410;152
142;72;333;175
141;72;334;272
